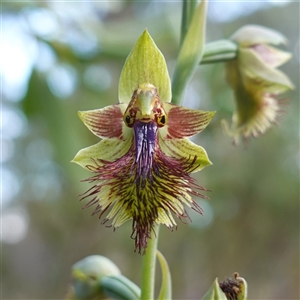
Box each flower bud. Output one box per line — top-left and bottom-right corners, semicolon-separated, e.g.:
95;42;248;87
67;255;121;299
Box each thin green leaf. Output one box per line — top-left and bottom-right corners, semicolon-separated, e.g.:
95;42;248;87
201;278;227;300
157;250;172;300
172;0;207;105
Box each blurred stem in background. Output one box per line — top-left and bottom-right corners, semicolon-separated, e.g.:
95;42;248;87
180;0;198;46
172;0;207;105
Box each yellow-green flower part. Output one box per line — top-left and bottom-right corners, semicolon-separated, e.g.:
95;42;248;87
73;30;215;253
223;25;294;144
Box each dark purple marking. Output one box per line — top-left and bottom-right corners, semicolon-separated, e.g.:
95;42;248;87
133;121;158;187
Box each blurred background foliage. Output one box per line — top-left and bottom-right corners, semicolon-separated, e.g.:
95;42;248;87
2;1;299;299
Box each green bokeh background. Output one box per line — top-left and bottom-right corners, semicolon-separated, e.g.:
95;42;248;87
2;1;299;299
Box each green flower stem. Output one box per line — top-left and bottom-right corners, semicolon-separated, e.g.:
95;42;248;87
200;39;238;64
140;224;160;300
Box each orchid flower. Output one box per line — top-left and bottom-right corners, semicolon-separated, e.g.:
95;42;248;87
223;25;294;144
73;30;215;253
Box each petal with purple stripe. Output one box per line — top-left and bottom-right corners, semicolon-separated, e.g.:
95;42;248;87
78;104;128;139
164;103;215;138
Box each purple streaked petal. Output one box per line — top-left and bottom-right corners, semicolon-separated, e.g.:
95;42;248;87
78;104;127;139
164;103;215;139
